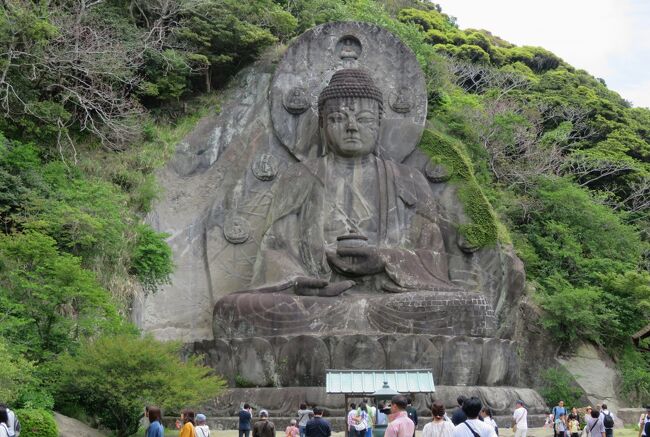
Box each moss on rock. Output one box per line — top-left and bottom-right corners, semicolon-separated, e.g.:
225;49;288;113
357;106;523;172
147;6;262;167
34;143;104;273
418;128;502;248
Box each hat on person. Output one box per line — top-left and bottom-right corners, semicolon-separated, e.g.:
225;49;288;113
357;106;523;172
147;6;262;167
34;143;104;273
196;413;207;422
260;409;269;417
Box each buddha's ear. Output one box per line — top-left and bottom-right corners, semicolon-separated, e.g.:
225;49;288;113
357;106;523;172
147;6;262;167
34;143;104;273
318;128;328;157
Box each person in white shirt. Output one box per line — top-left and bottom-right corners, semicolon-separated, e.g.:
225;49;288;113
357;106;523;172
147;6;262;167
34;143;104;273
0;406;16;437
423;401;455;437
480;408;498;436
452;397;497;437
196;413;210;437
512;400;528;437
0;408;10;437
599;404;615;437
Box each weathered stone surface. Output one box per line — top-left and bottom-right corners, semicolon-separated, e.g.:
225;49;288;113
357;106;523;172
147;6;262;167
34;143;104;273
557;343;621;411
231;337;277;387
54;412;107;437
278;336;330;386
479;338;514;386
387;335;441;373
441;337;483;385
213;291;496;337
332;335;386;370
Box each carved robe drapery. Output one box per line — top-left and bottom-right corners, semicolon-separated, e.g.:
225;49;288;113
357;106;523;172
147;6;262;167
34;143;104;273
250;154;455;292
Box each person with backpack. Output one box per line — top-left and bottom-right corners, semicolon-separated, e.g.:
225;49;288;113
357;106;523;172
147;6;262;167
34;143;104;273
451;397;496;437
552;401;567;437
0;408;10;437
599;404;615;437
0;406;17;437
253;410;276;437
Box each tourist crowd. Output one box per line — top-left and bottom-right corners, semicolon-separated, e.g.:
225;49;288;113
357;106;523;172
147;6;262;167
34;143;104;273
4;395;649;437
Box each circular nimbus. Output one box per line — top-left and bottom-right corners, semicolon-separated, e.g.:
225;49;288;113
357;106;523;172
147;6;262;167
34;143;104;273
270;21;427;163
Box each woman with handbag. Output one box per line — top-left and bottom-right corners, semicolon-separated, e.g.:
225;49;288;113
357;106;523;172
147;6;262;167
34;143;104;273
353;403;369;437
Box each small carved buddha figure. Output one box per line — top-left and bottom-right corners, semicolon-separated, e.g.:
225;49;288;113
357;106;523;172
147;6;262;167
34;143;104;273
249;69;458;297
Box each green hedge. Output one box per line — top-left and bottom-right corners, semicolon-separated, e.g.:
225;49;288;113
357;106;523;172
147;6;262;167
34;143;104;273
14;409;58;437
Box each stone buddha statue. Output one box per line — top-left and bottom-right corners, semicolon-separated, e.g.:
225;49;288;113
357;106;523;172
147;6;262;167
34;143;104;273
212;69;497;339
248;69;457;297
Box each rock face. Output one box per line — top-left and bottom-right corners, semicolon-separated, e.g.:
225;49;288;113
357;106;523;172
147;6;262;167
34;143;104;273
135;21;536;409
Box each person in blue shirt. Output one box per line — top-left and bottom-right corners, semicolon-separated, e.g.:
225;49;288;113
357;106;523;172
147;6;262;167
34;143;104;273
146;406;164;437
240;404;253;437
552;401;567;437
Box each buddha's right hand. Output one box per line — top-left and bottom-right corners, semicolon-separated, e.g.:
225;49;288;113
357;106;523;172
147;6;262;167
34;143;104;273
294;276;354;297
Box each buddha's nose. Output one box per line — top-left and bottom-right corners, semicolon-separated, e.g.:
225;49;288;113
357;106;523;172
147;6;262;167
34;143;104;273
346;118;359;131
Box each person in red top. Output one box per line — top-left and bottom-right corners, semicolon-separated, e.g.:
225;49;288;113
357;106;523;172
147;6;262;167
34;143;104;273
385;396;415;437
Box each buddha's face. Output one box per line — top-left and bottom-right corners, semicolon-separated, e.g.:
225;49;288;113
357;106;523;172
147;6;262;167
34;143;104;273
322;97;380;158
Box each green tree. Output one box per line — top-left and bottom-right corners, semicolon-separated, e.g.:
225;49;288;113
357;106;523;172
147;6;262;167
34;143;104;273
0;231;120;361
53;334;226;437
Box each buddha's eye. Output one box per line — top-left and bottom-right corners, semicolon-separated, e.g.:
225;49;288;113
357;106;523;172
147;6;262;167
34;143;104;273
357;117;376;124
328;113;346;124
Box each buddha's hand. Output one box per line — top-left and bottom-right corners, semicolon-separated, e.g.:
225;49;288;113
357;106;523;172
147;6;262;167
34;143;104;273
326;246;385;276
294;276;354;297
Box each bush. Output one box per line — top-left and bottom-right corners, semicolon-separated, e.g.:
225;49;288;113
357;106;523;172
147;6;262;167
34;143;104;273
538;368;585;408
14;409;58;437
52;334;226;437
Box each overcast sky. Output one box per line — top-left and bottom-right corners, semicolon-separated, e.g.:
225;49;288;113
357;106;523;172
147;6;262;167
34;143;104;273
434;0;650;109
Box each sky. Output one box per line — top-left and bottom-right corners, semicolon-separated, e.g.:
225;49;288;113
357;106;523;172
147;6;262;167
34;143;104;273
434;0;650;109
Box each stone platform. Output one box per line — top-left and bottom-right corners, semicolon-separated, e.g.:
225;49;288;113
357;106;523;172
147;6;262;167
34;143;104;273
196;386;547;429
193;334;518;387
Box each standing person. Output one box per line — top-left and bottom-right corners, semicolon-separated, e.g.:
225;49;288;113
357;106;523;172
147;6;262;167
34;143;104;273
480;408;498;436
196;414;210;437
599;404;615;437
423;401;455;437
179;410;195;437
298;403;314;437
406;399;418;437
240;404;254;437
568;413;580;437
0;408;10;437
452;397;496;437
146;407;164;437
287;419;300;437
555;413;568;437
0;406;17;437
385;395;415;437
552;401;567;437
365;400;376;437
353;403;369;437
377;403;388;426
452;397;468;426
583;408;593;437
348;404;358;437
639;406;650;437
253;410;276;437
305;407;332;437
512;400;528;437
585;409;605;437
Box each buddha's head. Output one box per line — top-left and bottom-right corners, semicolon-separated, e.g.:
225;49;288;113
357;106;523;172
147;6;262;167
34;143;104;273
318;69;383;158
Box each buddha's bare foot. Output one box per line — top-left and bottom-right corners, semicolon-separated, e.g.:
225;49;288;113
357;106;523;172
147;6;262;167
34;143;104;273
294;277;355;297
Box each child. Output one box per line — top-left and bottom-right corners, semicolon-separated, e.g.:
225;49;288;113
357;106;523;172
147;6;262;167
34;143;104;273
196;414;210;437
555;413;568;437
286;419;299;437
568;414;580;437
544;413;553;429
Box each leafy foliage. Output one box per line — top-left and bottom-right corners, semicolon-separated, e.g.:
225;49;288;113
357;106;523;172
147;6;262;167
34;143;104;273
539;368;586;408
52;334;226;437
13;409;58;437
